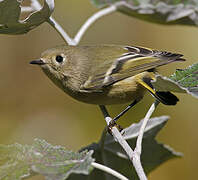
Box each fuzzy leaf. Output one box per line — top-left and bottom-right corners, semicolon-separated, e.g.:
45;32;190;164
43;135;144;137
0;139;94;180
152;75;186;93
152;63;198;98
91;0;198;26
70;116;182;180
0;0;54;34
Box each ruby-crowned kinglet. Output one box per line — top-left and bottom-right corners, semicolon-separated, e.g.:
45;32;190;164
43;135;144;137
30;45;185;105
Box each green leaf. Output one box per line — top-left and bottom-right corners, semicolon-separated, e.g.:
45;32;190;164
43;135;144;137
152;75;186;93
0;139;94;180
70;116;182;180
152;63;198;98
0;0;54;34
91;0;198;26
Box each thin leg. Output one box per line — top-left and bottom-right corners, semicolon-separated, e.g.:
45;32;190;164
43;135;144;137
113;100;138;122
99;105;110;118
99;105;123;133
99;105;111;125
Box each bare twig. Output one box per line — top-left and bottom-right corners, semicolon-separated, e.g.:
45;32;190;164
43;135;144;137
73;5;117;45
99;106;133;154
99;101;159;180
47;17;74;45
99;105;147;180
92;162;129;180
48;4;117;45
135;101;160;155
132;101;159;180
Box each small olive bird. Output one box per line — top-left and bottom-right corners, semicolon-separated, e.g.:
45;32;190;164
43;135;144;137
30;45;185;120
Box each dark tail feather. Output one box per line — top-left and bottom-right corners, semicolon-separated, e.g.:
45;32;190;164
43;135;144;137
141;76;179;105
154;91;179;105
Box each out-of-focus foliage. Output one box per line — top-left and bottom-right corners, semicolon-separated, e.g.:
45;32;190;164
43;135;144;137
0;0;54;34
91;0;198;26
0;139;94;180
0;117;181;180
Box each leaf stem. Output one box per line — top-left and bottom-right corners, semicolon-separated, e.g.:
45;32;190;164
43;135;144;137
92;162;129;180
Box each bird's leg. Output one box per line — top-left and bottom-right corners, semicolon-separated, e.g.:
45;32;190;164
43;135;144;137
113;100;138;122
99;105;110;119
99;105;123;134
99;100;138;135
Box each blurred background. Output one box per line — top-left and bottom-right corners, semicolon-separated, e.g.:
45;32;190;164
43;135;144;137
0;0;197;179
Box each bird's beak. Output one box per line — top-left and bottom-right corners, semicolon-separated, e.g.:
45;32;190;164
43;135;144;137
30;59;46;65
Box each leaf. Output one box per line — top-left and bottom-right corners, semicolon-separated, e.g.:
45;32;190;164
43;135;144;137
0;0;54;34
0;139;94;180
91;0;198;26
152;63;198;98
152;75;186;93
70;116;182;180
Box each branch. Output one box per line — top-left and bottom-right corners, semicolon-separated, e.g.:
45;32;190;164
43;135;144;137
48;4;117;45
73;5;117;45
92;162;129;180
99;105;147;180
99;106;135;161
135;101;160;155
47;17;74;45
100;101;159;180
132;101;159;180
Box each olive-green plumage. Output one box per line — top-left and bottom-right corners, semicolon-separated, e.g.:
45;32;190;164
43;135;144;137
30;45;185;105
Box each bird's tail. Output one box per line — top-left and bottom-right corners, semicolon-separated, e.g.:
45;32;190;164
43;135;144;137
137;75;179;105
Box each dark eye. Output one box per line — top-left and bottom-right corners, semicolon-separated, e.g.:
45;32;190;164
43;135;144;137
55;55;64;63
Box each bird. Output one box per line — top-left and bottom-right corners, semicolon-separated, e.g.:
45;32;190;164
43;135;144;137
30;45;185;120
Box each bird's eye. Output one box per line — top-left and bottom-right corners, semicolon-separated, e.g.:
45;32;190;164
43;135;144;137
55;55;64;63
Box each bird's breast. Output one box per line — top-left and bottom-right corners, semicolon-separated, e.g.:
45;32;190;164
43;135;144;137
67;76;147;105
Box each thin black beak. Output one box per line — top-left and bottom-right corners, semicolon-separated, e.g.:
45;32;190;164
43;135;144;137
30;59;46;65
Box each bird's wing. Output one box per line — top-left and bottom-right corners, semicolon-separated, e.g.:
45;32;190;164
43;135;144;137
82;45;185;90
